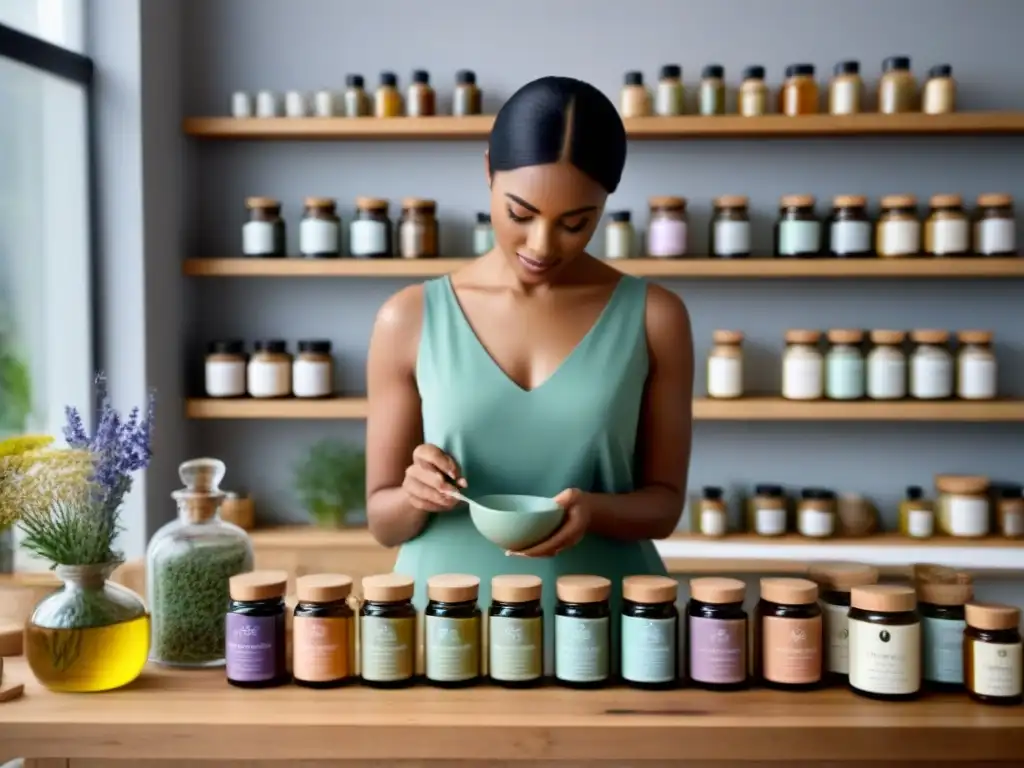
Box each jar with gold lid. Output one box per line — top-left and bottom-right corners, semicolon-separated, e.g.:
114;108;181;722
782;329;823;400
646;197;688;258
924;194;969;257
247;340;291;399
866;329;907;400
710;196;750;258
299;197;341;258
996;485;1024;538
775;195;821;257
398;198;439;259
909;329;952;400
876;195;920;258
706;330;743;399
825;329;865;401
349;197;392;258
922;64;956;115
739;66;768;117
935;474;990;538
964;603;1023;706
242;197;286;258
878;56;917;114
780;63;819;116
828;195;872;257
797;488;837;539
828;60;863;115
747;484;787;537
973;193;1016;256
809;562;879;682
956;330;996;401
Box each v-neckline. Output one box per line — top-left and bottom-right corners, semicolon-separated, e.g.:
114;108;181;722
443;275;629;395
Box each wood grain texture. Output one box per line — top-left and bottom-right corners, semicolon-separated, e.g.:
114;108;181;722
2;657;1022;762
59;762;1023;767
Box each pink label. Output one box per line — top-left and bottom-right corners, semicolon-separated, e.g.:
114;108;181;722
647;219;687;257
689;616;747;684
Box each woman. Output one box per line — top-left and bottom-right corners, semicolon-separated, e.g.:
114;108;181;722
365;76;694;655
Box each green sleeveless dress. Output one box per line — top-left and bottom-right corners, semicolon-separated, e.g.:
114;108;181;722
393;273;668;669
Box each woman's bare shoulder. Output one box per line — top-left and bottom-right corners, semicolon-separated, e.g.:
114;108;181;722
643;282;692;348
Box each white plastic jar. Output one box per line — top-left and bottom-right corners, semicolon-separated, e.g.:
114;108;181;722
935;474;990;538
782;329;824;400
247;340;292;398
204;340;247;398
707;330;744;399
293;340;334;398
825;329;865;400
866;330;907;400
956;330;997;401
909;329;953;400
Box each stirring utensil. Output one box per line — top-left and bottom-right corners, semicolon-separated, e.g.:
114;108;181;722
441;473;471;504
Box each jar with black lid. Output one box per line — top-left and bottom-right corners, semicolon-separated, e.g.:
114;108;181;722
488;574;543;688
808;562;879;682
754;577;823;690
349;197;392;258
621;575;678;690
848;584;921;701
964;602;1023;706
828;195;873;257
424;574;482;688
554;575;611;688
918;580;973;692
687;577;748;691
226;570;290;689
775;194;821;258
359;573;417;688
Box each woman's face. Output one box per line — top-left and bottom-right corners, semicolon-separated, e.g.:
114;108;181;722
487;159;608;284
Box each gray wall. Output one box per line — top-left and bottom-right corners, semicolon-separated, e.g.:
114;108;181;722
175;0;1024;531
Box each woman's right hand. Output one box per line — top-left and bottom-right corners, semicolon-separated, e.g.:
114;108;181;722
403;443;467;512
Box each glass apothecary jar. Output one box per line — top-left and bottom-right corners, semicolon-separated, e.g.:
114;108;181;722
909;329;953;400
775;195;821;258
899;486;935;539
825;329;865;401
707;330;743;399
747;484;788;537
866;330;907;400
782;329;824;400
924;194;970;258
797;488;837;538
398;198;439;259
876;195;920;258
878;56;917;114
935;474;990;539
710;196;751;258
147;457;255;667
997;485;1024;538
956;330;997;401
828;195;872;258
646;197;688;258
973;194;1016;257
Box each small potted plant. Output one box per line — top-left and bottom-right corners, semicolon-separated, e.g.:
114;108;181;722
292;440;366;527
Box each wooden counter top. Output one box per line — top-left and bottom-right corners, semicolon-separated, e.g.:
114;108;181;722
1;657;1022;766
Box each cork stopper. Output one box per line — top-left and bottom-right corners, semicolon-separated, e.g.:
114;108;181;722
833;194;867;208
957;329;993;345
491;574;542;604
917;580;973;606
245;196;280;209
172;458;227;523
648;195;687;210
965;602;1021;631
426;574;480;603
909;329;950;344
690;576;746;604
229;570;288;602
304;196;336;209
869;329;906;345
785;329;822;344
401;197;436;211
780;194;815;208
977;193;1013;208
355;196;389;211
929;193;962;208
622;575;678;604
362;573;414;603
880;194;917;209
913;563;969;584
556;575;611;604
714;194;748;208
760;577;818;605
935;474;989;495
851;584;916;613
296;573;353;603
808;562;879;592
826;328;864;344
712;330;744;345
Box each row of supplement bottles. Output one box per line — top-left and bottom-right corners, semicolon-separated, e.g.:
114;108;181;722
620;58;957;118
604;196;750;260
242;197;495;259
906;475;1024;540
231;70;482;119
203;339;335;400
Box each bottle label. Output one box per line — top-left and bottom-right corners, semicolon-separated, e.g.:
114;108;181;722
247;360;291;399
971;641;1023;698
654;84;683;116
293;615;352;682
242;220;277;256
821;601;851;674
707;355;743;398
349;219;388;256
604;224;634;260
848;618;921;695
761;615;822;684
798;508;834;538
488;616;542;682
906;508;934;538
830;220;871;254
910;352;953;399
754;507;786;536
930;218;969;254
359;615;415;682
957;356;997;400
867;353;907;400
948;497;989;537
689;616;746;684
975;218;1016;255
621;615;676;683
292;359;333;398
299;218;340;255
425;614;480;682
826;354;865;400
555;615;609;683
921;616;965;684
647;219;688;258
700;508;727;537
1004;510;1024;537
225;613;279;682
879;219;921;256
205;359;247;398
777;220;821;255
712;220;750;256
782;354;824;400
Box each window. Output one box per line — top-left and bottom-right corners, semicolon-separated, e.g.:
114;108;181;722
1;5;94;570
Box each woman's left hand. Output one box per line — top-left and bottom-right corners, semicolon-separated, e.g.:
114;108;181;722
509;488;592;558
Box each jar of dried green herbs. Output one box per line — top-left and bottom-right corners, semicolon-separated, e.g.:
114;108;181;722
146;457;254;667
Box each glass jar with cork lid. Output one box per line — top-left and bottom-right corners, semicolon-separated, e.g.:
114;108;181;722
226;570;290;688
935;474;990;538
398;198;440;259
349;197;392;258
242;197;286;258
710;196;751;258
909;329;953;400
299;197;341;258
876;195;921;258
707;330;744;399
754;577;823;691
292;574;355;688
797;488;837;539
808;562;879;683
646;197;688;258
782;329;824;400
828;195;872;257
847;585;922;701
620;575;679;690
924;194;970;257
964;602;1023;706
866;330;907;400
747;484;788;537
359;573;417;688
554;575;611;689
775;195;821;258
878;56;917;114
488;575;543;688
956;330;996;401
825;329;865;401
424;574;482;688
687;577;749;691
973;194;1017;257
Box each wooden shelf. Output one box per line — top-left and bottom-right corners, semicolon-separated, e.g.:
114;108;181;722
183;112;1024;140
183;256;1024;279
186;397;1024;422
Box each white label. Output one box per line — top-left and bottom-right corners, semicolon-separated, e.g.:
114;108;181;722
782;353;824;400
1003;510;1024;537
646;220;686;258
621;615;676;684
906;508;934;538
700;509;727;537
910;350;952;399
971;642;1023;698
707;355;743;398
866;352;906;400
879;219;920;256
555;615;609;683
822;601;851;674
798;508;834;538
247;360;291;398
848;619;921;695
604;224;634;259
713;220;751;256
930;218;969;255
948;496;989;537
205;359;247;398
242;220;277;256
777;220;821;256
299;218;340;255
830;220;872;255
754;507;786;536
349;219;388;257
975;218;1016;255
958;354;996;400
292;359;333;398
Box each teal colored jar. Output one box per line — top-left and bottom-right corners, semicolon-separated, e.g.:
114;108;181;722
826;329;866;400
472;212;494;256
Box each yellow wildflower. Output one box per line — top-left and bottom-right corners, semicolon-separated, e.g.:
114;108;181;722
0;447;94;529
0;435;54;459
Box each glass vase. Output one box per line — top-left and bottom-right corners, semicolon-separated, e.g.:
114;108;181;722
25;563;150;692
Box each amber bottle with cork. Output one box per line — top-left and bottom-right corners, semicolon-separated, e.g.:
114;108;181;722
621;575;679;690
876;195;921;258
359;573;416;688
754;578;823;691
424;574;482;688
292;574;355;688
775;194;821;258
964;603;1023;706
406;70;436;117
918;578;973;692
924;194;970;257
226;571;290;689
488;575;543;688
847;585;922;701
780;64;819;116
